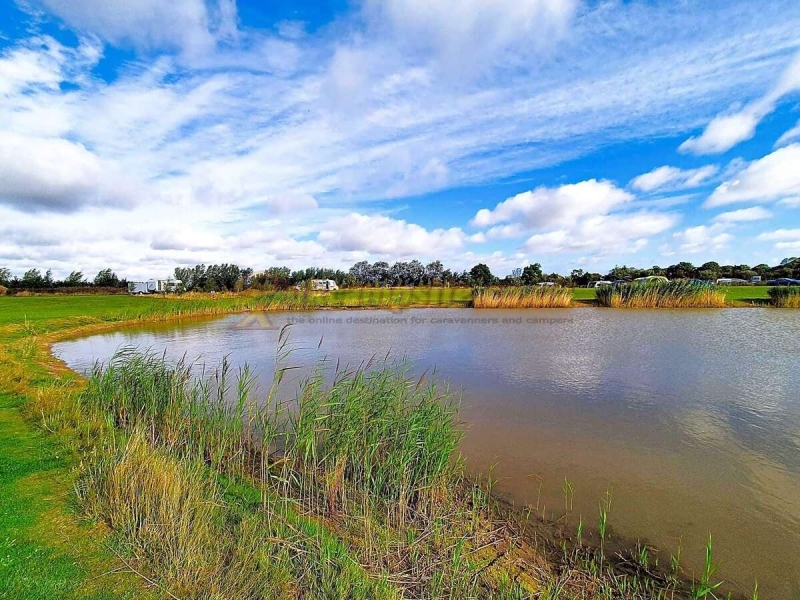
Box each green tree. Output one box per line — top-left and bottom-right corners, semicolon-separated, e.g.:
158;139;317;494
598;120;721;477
666;262;696;279
22;269;45;288
65;270;86;285
0;267;10;285
174;267;193;289
94;268;120;287
425;261;445;285
469;263;494;287
520;263;543;285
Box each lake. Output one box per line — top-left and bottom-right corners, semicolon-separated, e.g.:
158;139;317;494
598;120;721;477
53;308;800;599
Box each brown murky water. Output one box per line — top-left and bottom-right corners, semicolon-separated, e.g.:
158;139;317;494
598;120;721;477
53;308;800;599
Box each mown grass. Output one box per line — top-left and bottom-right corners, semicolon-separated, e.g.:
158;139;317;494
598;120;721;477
768;286;800;307
0;289;471;328
596;281;727;308
0;285;779;323
0;362;152;599
472;286;573;308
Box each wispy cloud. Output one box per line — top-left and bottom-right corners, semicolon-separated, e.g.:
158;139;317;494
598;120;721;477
680;51;800;155
713;206;773;223
630;165;718;193
32;0;238;55
706;143;800;206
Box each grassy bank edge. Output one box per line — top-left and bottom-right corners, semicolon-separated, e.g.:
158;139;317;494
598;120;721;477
0;295;300;598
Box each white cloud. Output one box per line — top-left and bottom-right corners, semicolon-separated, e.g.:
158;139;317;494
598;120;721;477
757;228;800;252
473;179;678;257
775;119;800;147
706;144;800;206
713;206;772;223
672;225;733;254
523;213;677;255
32;0;238;55
778;196;800;207
757;229;800;241
150;228;225;252
0;132;135;212
317;213;467;257
680;52;800;155
363;0;578;73
483;223;528;240
472;179;633;228
630;165;718;193
679;112;762;155
262;193;319;214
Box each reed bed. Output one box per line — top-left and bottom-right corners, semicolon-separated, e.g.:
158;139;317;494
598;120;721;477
471;286;573;308
66;337;721;600
768;285;800;307
78;347;461;520
596;280;727;308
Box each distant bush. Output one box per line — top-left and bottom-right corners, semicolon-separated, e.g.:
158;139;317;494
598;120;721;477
768;286;800;308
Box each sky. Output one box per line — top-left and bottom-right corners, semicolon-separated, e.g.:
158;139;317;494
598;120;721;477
2;0;800;280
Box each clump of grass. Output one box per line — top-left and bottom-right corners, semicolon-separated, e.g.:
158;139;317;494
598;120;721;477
472;286;572;308
768;285;800;307
77;431;398;600
596;280;726;308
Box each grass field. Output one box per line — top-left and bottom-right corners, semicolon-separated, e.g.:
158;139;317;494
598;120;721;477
0;284;776;321
572;286;771;305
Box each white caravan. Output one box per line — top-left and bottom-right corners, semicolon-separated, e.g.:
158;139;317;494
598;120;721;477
310;279;339;291
128;279;182;295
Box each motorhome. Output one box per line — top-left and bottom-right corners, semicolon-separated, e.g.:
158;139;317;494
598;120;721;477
310;279;339;291
128;279;182;295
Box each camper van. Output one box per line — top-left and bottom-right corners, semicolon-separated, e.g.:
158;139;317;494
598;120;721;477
309;279;339;291
128;279;182;295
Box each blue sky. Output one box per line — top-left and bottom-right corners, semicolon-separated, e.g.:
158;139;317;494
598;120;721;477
2;0;800;279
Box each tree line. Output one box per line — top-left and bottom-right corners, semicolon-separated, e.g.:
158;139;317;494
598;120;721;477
2;257;798;294
0;267;125;292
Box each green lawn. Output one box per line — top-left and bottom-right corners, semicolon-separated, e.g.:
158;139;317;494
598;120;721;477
570;285;772;305
719;285;771;304
0;295;165;325
0;286;778;325
0;393;145;600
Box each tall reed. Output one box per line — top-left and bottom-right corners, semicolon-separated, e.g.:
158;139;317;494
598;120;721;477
472;285;572;308
768;285;800;308
596;280;726;308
